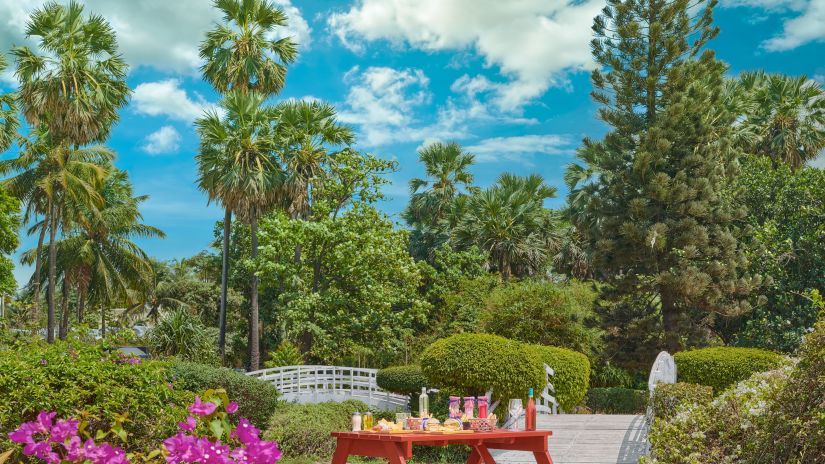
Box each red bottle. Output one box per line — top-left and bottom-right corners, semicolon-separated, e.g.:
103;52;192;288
525;388;537;431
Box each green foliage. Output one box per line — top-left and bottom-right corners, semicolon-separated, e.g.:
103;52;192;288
586;388;648;414
0;189;19;294
432;275;498;339
377;365;428;395
264;341;304;368
168;361;279;429
481;279;602;357
264;400;370;458
590;362;642;389
0;339;191;454
674;346;784;392
527;344;591;411
420;334;545;402
148;309;220;365
650;383;713;421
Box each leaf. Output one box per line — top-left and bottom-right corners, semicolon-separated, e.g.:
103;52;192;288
0;449;15;464
210;418;225;440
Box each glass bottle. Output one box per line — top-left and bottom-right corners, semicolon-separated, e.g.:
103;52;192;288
448;396;461;419
418;387;429;418
363;411;374;431
463;396;475;419
526;388;537;431
478;396;489;419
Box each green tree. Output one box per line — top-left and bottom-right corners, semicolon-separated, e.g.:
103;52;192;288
196;91;281;370
0;189;20;295
199;0;297;359
0;54;18;152
10;1;128;341
403;141;476;261
735;72;825;170
566;0;755;352
452;173;559;280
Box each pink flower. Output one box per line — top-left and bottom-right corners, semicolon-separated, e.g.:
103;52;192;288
188;396;217;416
86;442;129;464
244;439;282;464
230;418;260;446
178;415;197;432
49;418;79;443
226;402;239;414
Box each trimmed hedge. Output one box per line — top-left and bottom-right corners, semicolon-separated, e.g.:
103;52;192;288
650;382;713;421
169;361;279;428
264;400;368;458
376;365;428;394
420;334;546;402
586;388;648;414
527;344;591;411
674;346;784;392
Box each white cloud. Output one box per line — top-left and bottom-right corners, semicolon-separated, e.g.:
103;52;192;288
0;0;310;74
328;0;604;110
722;0;825;51
466;134;576;164
142;126;182;155
132;79;217;123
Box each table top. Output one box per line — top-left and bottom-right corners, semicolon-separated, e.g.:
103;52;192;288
332;430;552;442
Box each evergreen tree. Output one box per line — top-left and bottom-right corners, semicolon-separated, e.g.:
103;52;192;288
566;0;757;353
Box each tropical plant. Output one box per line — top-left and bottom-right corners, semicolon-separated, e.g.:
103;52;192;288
196;91;282;369
264;341;304;368
403;141;476;261
452;173;559;279
0;54;18;153
0;189;20;295
147;308;220;365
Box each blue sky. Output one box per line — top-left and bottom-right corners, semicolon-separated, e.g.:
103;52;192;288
1;0;824;286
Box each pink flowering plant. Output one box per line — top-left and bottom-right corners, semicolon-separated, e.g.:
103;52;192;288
5;389;282;464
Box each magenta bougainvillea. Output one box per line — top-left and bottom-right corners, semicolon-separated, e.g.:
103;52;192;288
7;390;281;464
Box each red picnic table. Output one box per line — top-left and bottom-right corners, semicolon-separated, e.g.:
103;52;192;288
330;430;554;464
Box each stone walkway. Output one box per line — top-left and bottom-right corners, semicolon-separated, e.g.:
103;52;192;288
492;415;648;464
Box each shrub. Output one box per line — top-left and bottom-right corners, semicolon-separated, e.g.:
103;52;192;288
377;365;428;394
264;400;370;458
586;388;648;414
674;346;784;392
420;334;545;402
527;345;591;411
147;309;220;365
481;280;603;357
169;361;279;428
0;339;191;455
590;362;643;389
650;383;713;421
264;341;304;368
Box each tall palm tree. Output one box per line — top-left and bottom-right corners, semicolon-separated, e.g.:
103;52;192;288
737;72;825;169
199;0;297;359
10;1;128;341
403;141;476;261
196;91;282;369
451;173;559;280
0;54;18;153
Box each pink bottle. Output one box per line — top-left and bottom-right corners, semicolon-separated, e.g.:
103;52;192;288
463;396;475;419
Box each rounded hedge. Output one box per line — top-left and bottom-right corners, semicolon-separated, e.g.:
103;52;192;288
527;345;591;411
674;346;784;392
586;388;648;414
420;334;545;402
169;361;279;428
376;365;428;395
650;382;713;421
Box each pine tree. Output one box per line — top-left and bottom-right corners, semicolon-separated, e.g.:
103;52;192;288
566;0;758;353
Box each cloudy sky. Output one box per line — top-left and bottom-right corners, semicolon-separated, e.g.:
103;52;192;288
1;0;824;284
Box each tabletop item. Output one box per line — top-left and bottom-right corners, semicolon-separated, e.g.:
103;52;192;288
419;387;430;418
362;411;374;431
351;412;362;432
395;412;410;429
463;396;475;419
526;388;537;431
449;395;461;419
478;395;489;419
508;398;524;431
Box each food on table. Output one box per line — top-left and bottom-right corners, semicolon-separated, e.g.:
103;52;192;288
443;418;462;431
425;418;442;431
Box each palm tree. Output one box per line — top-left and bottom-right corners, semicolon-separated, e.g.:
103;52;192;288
10;1;128;341
403;141;476;261
199;0;297;359
451;173;559;280
0;54;19;153
196;91;282;369
737;72;825;169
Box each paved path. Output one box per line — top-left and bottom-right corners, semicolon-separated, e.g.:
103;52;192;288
492;415;648;464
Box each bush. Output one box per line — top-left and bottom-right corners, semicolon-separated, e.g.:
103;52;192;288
527;345;591;411
377;365;428;394
674;346;784;392
169;361;279;428
264;341;304;368
650;383;713;421
148;309;220;365
586;388;648;414
420;334;545;402
481;280;603;357
0;339;191;456
264;400;370;458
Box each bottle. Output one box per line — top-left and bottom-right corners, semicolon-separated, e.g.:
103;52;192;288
478;396;488;419
418;387;429;418
351;412;362;432
526;388;537;431
463;396;475;419
363;411;374;431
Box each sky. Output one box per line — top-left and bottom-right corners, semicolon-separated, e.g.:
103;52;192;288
1;0;824;286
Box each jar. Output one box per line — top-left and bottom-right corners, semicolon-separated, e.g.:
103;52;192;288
351;412;362;432
448;396;461;419
463;396;475;419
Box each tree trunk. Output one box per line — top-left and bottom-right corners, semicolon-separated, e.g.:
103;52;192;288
101;306;106;338
661;290;682;353
76;284;85;322
59;277;69;340
248;216;260;371
32;223;47;326
219;207;232;359
46;202;58;343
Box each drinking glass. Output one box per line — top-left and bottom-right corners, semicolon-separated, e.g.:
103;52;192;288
508;399;523;431
395;412;410;429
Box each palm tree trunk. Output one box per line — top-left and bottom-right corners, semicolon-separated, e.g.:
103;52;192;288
32;223;47;326
249;216;260;371
46;202;58;343
59;277;69;340
101;306;106;338
219;207;231;359
76;284;85;322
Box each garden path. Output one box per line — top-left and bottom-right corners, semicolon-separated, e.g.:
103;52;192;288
492;414;647;464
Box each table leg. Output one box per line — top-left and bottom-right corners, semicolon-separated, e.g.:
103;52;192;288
533;451;554;464
472;445;496;464
331;438;351;464
467;448;481;464
382;442;407;464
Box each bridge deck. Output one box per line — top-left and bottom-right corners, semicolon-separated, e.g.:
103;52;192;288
493;415;647;464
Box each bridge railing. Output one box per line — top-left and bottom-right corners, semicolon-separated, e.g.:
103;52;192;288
247;365;409;410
